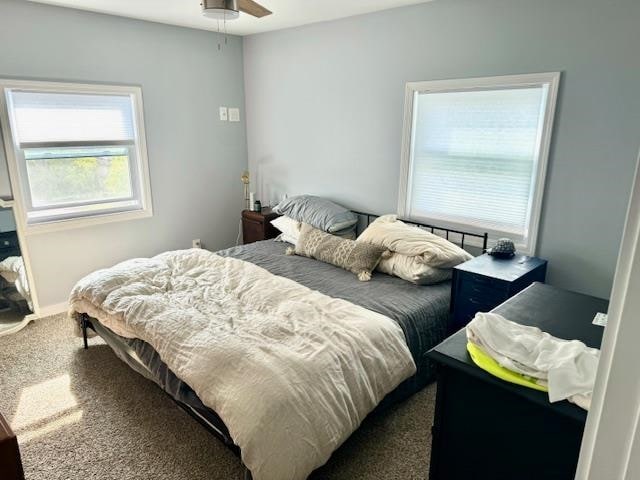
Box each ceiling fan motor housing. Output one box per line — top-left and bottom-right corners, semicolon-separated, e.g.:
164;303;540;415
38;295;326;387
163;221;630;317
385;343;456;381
201;0;240;19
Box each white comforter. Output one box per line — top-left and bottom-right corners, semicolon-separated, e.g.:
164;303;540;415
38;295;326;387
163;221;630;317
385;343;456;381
69;249;416;480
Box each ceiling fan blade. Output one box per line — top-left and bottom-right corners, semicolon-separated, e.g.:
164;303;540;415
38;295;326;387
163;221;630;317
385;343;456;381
237;0;272;18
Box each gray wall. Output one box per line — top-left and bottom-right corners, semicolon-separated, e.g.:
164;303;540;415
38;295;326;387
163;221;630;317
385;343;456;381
244;0;640;299
0;0;247;308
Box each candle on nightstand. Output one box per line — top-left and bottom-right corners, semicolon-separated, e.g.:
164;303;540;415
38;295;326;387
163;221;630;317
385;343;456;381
249;192;255;210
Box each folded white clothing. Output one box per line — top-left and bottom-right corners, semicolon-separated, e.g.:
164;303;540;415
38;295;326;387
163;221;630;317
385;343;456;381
466;312;599;410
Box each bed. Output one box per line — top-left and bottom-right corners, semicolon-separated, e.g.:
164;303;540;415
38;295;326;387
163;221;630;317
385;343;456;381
71;212;487;480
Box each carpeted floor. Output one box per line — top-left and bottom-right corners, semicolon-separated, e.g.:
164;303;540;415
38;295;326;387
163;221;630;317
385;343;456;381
0;314;435;480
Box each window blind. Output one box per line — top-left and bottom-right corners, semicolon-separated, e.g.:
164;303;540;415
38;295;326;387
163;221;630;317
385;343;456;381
406;86;548;240
8;91;135;146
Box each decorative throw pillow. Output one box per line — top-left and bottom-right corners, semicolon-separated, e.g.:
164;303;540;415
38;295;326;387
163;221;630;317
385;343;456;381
289;223;388;281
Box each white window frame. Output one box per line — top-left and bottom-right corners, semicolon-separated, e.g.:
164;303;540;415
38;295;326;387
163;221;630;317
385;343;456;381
0;79;153;235
397;72;560;254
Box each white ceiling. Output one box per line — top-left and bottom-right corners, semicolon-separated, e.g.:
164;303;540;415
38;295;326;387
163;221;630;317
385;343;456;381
27;0;432;36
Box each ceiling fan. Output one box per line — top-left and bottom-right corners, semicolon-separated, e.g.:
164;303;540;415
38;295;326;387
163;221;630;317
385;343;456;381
201;0;272;20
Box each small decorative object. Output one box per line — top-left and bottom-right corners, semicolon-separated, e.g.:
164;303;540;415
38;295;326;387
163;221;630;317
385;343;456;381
254;200;262;212
487;238;516;258
241;171;250;210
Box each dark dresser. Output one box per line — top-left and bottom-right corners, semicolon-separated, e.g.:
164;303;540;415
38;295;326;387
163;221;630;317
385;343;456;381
0;230;20;261
428;282;607;480
0;412;24;480
242;208;281;245
450;253;547;330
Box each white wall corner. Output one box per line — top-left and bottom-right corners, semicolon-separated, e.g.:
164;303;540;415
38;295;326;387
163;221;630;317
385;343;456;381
576;147;640;480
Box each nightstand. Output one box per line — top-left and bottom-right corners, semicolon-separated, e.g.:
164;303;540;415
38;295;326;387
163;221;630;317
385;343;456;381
241;208;281;245
450;253;547;331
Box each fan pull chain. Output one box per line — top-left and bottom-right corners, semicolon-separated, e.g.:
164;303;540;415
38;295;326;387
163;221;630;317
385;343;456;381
217;19;221;50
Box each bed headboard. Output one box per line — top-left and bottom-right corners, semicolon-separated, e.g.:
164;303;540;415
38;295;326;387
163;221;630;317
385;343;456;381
351;211;489;253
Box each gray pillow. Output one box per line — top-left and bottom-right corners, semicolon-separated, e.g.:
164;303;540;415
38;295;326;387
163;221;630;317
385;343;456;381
273;195;358;233
333;225;357;239
288;223;388;281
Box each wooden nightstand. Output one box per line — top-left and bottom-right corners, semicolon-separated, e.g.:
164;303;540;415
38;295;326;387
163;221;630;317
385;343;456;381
450;253;547;331
241;208;281;245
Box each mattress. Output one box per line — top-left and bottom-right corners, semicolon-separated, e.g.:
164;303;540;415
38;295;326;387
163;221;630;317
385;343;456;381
90;240;451;439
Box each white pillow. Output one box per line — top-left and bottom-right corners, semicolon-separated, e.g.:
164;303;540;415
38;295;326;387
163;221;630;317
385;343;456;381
357;214;472;269
277;233;298;245
271;216;302;246
377;253;452;285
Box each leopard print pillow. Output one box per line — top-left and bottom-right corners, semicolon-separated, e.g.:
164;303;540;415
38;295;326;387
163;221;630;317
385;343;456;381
288;223;388;281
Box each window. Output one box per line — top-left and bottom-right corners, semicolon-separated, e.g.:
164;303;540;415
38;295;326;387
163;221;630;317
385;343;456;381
398;73;560;254
0;80;152;232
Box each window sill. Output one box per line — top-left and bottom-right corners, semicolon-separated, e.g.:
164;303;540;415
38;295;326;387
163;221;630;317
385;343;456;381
22;207;153;236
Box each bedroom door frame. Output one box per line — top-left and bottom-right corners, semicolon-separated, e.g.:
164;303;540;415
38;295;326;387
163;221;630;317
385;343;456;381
576;146;640;479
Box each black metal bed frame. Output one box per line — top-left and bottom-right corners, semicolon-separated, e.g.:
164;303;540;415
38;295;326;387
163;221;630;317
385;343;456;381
78;210;489;479
79;313;247;473
351;211;489;252
80;314;91;350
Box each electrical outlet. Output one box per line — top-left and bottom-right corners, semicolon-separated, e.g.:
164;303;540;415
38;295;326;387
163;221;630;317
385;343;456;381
219;107;228;121
192;239;202;249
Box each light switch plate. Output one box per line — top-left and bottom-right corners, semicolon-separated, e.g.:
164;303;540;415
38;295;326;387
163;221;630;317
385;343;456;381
229;108;240;122
219;107;228;121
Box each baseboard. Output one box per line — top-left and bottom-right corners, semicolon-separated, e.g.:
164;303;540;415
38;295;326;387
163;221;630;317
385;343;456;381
35;302;68;319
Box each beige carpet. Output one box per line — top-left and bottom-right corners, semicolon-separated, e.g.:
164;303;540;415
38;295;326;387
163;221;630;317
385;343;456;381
0;314;435;480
